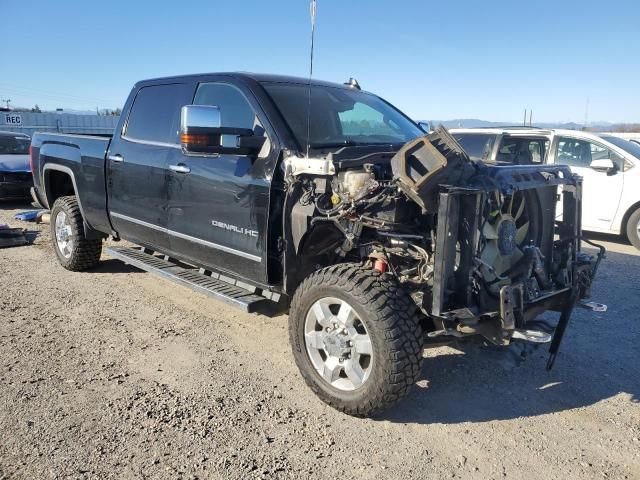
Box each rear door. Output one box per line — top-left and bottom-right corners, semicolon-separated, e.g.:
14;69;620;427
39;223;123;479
107;82;193;250
550;136;624;231
166;80;275;283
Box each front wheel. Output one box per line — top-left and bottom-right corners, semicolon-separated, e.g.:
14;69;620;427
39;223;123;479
289;264;423;416
51;196;102;271
626;207;640;250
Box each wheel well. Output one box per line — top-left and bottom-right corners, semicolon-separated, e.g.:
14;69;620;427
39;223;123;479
45;170;75;207
621;200;640;238
289;222;346;289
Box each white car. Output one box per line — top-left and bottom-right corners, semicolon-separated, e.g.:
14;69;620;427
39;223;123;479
450;127;640;249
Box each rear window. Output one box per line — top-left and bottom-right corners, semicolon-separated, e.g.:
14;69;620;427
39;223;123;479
453;133;496;162
0;135;30;154
125;83;192;144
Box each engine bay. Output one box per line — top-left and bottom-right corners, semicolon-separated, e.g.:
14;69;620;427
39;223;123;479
283;126;603;348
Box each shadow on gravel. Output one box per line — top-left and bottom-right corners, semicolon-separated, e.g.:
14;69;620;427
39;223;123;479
585;231;632;247
92;258;144;274
0;200;42;244
380;248;640;425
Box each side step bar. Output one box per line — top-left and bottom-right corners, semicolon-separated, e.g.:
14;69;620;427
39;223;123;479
106;246;271;313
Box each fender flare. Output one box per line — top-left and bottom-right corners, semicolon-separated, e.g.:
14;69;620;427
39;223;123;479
42;164;104;240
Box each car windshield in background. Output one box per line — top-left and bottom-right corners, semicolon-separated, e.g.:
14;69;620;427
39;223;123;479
600;136;640;159
262;83;422;150
453;133;496;161
0;135;30;155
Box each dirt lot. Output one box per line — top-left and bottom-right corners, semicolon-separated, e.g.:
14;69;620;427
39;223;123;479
0;199;638;480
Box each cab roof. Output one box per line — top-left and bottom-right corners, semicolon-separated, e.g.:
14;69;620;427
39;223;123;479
448;126;627;142
136;72;357;91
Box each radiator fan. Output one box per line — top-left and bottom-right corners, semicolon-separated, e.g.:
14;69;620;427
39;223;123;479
479;191;531;287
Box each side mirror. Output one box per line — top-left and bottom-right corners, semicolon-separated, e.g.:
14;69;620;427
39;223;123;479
590;158;617;175
180;105;265;155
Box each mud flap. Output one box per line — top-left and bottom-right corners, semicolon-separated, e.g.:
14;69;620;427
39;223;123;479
546;288;579;370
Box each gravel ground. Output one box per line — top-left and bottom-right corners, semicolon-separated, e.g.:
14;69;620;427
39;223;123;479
1;199;639;480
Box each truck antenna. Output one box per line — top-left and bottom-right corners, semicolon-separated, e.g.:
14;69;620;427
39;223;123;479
305;0;317;158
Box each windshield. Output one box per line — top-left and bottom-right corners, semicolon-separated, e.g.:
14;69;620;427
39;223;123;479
0;135;30;155
262;83;422;150
600;136;640;159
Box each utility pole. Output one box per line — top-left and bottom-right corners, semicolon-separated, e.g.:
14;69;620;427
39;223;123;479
584;97;589;130
529;109;533;127
1;98;11;110
523;109;527;126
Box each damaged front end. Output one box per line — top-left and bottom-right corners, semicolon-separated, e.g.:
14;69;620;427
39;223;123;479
391;128;605;364
283;127;604;367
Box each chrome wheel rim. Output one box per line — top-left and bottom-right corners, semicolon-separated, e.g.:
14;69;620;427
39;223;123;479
54;211;73;259
304;297;373;391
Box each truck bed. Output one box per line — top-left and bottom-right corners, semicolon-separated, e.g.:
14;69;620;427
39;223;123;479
31;132;113;235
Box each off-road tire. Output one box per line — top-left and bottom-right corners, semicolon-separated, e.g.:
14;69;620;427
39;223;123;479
51;196;102;271
289;264;423;416
626;207;640;250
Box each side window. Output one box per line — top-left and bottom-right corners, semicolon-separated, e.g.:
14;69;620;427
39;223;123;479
453;134;496;162
528;142;542;163
497;137;548;165
125;83;191;144
555;137;622;168
194;82;262;148
527;140;549;163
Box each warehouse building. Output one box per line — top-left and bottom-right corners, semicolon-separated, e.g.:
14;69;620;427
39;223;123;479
0;110;119;137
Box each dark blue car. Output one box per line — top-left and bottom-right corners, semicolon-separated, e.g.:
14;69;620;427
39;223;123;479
0;130;32;200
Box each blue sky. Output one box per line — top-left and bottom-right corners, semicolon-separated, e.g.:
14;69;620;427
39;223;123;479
2;0;639;122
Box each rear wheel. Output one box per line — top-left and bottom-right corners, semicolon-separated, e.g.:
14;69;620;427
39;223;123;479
289;264;423;416
626;207;640;250
51;196;102;271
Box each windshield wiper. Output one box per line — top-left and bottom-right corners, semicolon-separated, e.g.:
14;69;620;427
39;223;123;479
309;139;359;149
309;140;399;149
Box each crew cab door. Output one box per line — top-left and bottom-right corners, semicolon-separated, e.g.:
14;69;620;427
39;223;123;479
107;82;193;250
166;80;274;284
551;136;624;231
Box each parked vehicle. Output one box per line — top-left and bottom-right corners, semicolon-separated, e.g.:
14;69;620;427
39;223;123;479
0;131;32;200
451;127;640;249
30;74;602;416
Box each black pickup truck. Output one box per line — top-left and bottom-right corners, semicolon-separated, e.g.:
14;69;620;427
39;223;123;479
31;73;603;416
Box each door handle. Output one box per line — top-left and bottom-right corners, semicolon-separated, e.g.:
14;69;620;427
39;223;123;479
169;164;191;174
108;154;124;163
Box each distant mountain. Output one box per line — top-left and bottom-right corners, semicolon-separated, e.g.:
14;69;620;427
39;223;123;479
422;119;617;131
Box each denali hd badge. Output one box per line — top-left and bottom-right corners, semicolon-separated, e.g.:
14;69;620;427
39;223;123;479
211;220;258;238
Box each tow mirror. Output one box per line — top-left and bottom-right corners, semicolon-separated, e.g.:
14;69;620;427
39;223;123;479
180;105;265;155
590;158;617;175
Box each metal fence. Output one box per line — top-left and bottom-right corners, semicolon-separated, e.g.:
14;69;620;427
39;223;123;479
0;111;119;137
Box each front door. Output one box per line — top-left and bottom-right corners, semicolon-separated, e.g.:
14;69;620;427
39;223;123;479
551;136;624;231
108;82;194;250
167;81;274;284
